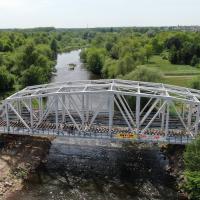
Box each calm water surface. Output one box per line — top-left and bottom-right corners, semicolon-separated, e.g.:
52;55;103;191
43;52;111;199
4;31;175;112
52;50;98;83
10;50;179;200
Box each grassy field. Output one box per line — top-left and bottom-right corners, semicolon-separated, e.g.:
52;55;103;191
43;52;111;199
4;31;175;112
145;56;200;87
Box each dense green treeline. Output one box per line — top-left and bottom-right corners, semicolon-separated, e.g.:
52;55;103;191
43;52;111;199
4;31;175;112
80;29;200;87
2;27;200;94
0;31;56;92
0;29;88;93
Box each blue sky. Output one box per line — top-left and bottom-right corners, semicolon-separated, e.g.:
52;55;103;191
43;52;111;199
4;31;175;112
0;0;199;28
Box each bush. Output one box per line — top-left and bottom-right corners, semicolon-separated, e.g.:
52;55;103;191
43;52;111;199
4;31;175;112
116;53;137;76
124;66;163;83
184;137;200;199
191;76;200;90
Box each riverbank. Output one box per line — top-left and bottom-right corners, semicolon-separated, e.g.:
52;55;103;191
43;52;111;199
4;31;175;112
7;140;181;200
161;144;188;199
0;134;53;200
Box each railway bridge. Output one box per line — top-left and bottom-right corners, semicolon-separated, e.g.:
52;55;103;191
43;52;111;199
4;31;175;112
0;79;200;144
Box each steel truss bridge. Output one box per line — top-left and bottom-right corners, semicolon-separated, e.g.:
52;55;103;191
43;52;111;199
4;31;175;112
0;79;200;144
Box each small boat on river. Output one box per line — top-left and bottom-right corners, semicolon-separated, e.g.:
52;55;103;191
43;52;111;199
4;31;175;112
68;63;76;70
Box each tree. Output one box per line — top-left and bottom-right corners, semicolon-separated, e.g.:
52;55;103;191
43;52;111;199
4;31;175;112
152;38;163;54
116;53;136;76
105;41;113;52
0;66;15;91
191;55;199;66
50;39;58;59
144;44;153;63
110;45;119;59
102;58;118;78
20;65;44;87
166;36;182;50
169;46;179;64
86;48;105;75
21;42;38;69
0;54;3;66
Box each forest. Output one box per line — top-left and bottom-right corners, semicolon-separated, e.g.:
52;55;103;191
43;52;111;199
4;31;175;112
1;27;200;97
81;28;200;89
0;28;87;96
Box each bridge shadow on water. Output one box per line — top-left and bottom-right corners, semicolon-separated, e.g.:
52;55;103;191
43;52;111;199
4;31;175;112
10;138;179;200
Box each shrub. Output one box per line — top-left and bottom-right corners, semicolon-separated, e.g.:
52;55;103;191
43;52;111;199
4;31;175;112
184;137;200;199
124;66;163;83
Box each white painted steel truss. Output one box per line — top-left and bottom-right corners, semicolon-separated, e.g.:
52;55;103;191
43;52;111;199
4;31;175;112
0;79;200;141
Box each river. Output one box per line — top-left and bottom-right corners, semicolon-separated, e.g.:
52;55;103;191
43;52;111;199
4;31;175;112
9;50;179;200
51;49;98;82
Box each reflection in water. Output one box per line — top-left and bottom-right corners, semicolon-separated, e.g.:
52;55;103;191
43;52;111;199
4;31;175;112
10;50;178;200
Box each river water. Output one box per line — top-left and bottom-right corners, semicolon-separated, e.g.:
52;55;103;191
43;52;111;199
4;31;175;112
52;49;98;82
10;50;179;200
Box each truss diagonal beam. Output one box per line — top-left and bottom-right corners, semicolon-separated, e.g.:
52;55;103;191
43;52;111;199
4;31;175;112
21;100;38;120
116;94;135;127
140;97;153;116
58;96;80;131
141;101;167;134
114;97;133;131
8;103;31;131
35;97;55;129
140;99;160;125
171;101;193;137
122;95;135;118
88;98;107;130
69;95;84;124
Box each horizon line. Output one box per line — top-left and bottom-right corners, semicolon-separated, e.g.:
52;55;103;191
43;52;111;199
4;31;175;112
0;24;200;30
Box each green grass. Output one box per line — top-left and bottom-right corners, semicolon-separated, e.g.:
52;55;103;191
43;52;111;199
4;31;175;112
147;56;200;76
144;56;200;88
163;76;195;87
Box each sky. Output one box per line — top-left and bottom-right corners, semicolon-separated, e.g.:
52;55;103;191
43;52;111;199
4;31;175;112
0;0;199;28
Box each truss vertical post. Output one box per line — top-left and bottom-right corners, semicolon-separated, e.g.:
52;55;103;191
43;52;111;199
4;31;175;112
86;93;89;123
17;100;21;116
195;105;200;136
68;95;71;111
109;93;114;135
188;104;192;130
136;95;140;134
55;95;59;133
29;98;33;133
62;95;65;123
165;102;170;138
161;104;166;131
38;97;43;121
82;94;85;126
159;99;162;118
182;104;185;119
5;103;10;132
